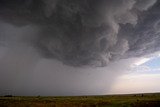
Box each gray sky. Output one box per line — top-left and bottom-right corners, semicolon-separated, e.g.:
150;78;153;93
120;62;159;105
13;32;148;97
0;0;160;96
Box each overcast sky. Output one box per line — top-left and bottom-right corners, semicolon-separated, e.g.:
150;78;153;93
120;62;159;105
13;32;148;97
0;0;160;96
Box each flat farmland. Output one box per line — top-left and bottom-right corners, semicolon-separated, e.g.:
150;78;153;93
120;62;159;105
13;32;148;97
0;93;160;107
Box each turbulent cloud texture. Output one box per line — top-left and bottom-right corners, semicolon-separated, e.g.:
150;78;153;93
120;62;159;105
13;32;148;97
0;0;159;67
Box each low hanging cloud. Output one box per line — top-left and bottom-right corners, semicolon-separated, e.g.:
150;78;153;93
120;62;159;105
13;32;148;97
1;0;160;96
0;0;159;67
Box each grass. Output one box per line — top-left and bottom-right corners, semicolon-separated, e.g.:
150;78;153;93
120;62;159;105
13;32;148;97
0;93;160;107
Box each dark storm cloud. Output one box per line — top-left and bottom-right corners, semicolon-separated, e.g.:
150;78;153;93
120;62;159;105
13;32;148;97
123;0;160;58
0;0;159;67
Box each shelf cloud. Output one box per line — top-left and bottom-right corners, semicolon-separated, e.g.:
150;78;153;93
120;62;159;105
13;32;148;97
0;0;159;67
0;0;160;96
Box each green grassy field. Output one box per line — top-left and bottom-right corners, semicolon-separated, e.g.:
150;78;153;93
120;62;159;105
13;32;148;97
0;93;160;107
